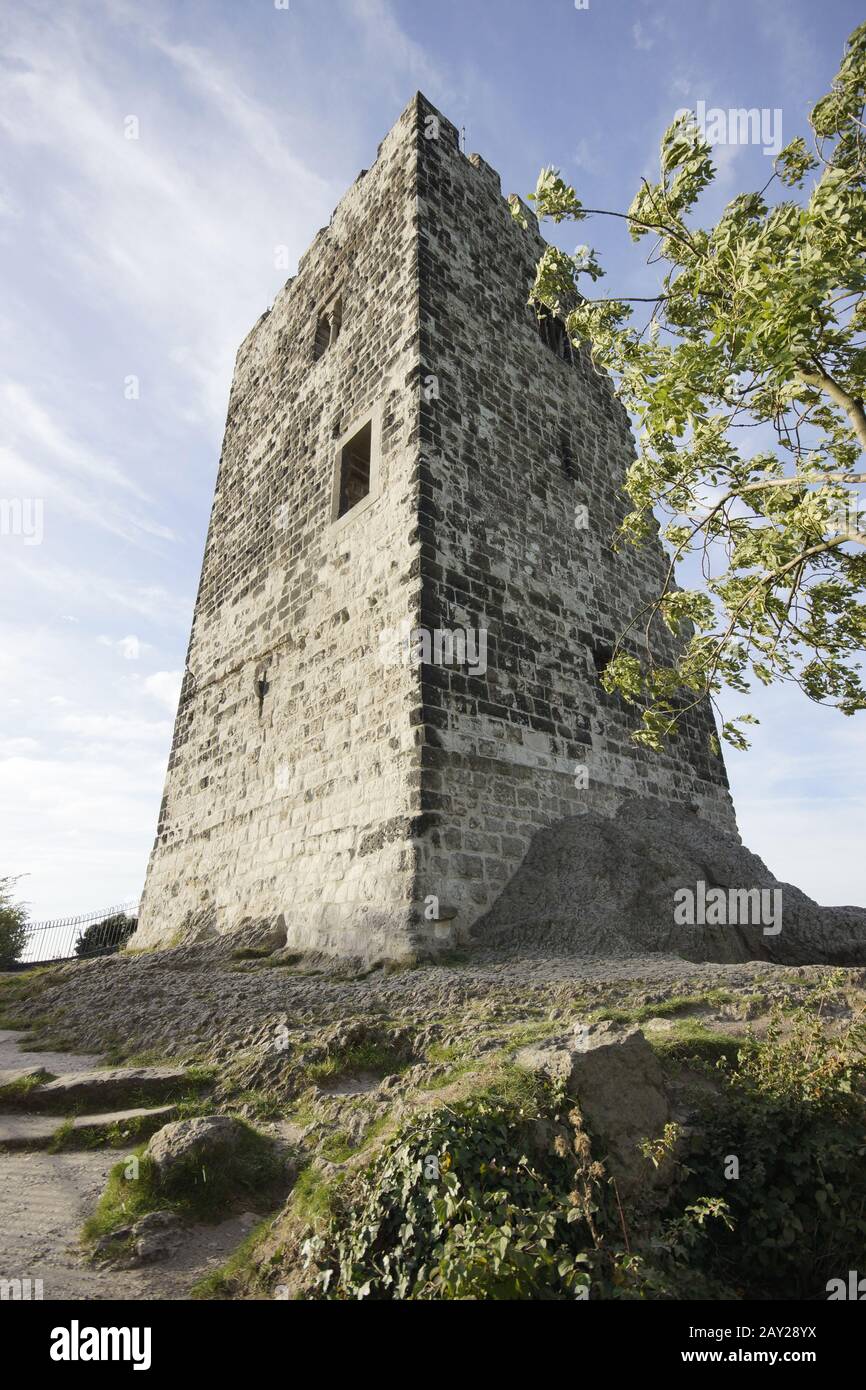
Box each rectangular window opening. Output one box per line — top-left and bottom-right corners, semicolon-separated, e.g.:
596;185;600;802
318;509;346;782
592;640;614;676
337;420;372;518
538;310;573;363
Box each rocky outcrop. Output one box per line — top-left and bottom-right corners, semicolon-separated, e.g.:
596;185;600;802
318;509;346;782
472;796;866;965
3;1066;197;1113
144;1116;248;1181
517;1021;672;1197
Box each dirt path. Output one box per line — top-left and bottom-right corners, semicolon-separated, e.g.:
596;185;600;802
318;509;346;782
0;1030;262;1301
0;1028;100;1078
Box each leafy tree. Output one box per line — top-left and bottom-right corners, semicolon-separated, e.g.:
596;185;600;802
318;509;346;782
74;912;138;959
518;23;866;751
0;877;29;970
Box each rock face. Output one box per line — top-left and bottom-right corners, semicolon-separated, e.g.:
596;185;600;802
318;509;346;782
130;1210;185;1265
231;917;289;954
145;1117;247;1181
14;1066;194;1113
0;1106;177;1153
136;91;736;964
517;1022;671;1197
473;796;866;965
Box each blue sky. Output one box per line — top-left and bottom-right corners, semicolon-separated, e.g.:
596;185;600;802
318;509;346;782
0;0;863;921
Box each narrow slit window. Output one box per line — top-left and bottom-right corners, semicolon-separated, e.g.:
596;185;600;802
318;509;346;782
592;641;614;677
337;420;372;518
313;296;343;360
561;432;578;480
313;313;331;359
329;296;343;345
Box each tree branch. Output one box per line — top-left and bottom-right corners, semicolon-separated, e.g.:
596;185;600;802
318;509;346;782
797;365;866;452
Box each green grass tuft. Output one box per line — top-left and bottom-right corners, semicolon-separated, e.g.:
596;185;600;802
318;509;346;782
0;1070;57;1106
291;1164;345;1231
189;1216;274;1300
649;1018;742;1066
593;990;736;1026
304;1040;410;1088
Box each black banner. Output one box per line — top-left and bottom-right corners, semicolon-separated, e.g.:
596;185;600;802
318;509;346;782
9;1297;862;1375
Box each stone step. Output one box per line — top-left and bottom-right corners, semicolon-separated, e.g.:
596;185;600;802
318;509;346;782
1;1065;205;1113
0;1104;178;1152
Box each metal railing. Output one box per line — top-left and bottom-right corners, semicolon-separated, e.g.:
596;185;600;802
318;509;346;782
20;901;141;965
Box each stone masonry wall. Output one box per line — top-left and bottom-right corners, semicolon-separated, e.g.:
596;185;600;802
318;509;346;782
137;99;431;960
410;96;737;940
138;93;737;960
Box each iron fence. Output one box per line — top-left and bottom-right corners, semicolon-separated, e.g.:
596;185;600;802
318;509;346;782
19;901;141;965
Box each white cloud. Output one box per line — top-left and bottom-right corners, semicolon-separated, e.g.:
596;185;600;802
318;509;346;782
98;634;150;661
0;753;161;918
721;683;866;906
710;138;745;185
0;618;173;917
573;137;601;174
8;558;191;625
54;713;172;743
735;793;866;907
754;2;820;95
0;2;336;430
347;0;445;96
143;670;183;712
118;635;144;660
0;737;40;755
0;442;174;549
0;383;146;498
670;75;693;100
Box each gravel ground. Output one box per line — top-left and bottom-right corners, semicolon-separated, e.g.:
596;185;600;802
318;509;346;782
2;944;862;1303
3;939;857;1071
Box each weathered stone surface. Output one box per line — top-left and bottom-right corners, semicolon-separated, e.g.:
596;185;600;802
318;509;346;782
517;1021;671;1196
303;1019;415;1070
0;1030;100;1079
144;1116;248;1179
20;1066;193;1113
0;1105;177;1153
94;1210;186;1267
130;1210;185;1264
93;1226;133;1255
231;916;288;954
136;92;737;964
0;1067;52;1089
473;796;866;965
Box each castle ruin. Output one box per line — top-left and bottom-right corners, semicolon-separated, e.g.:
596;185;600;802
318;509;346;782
136;94;736;961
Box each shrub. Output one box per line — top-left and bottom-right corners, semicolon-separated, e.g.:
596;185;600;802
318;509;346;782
302;1073;604;1300
0;877;28;970
298;980;866;1301
673;984;866;1299
75;913;138;959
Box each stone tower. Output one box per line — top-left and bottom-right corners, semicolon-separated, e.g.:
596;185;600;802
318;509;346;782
136;94;736;961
